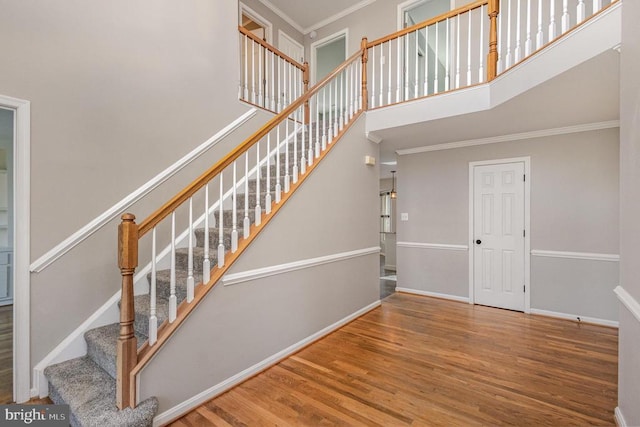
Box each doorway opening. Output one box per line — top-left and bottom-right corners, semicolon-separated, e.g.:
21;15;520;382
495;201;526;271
469;157;531;313
310;29;348;85
239;3;272;42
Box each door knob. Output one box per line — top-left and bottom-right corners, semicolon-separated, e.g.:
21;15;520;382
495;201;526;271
475;239;482;245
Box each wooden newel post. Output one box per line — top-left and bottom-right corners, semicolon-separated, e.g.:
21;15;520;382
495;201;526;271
117;213;138;410
361;37;369;111
303;61;310;124
487;0;500;81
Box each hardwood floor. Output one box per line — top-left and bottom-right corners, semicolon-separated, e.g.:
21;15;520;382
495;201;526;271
170;293;618;426
0;304;11;404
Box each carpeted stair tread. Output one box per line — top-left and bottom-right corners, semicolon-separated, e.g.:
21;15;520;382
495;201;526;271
44;356;158;427
85;324;146;380
132;294;169;337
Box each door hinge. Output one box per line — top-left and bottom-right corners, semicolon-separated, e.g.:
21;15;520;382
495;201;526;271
523;285;526;292
523;174;526;182
523;229;526;237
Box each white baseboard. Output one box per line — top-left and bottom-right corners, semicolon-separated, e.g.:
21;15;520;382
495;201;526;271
32;290;122;397
396;287;469;303
152;300;381;426
615;407;627;427
529;308;618;328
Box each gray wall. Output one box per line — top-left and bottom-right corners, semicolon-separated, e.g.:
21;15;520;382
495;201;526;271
0;0;274;371
618;0;640;422
396;128;620;320
139;116;380;413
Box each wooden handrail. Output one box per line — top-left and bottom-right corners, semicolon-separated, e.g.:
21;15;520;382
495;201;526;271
137;49;363;237
238;26;306;71
367;0;487;48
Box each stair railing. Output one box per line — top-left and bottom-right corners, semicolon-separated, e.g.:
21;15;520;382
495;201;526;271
116;45;367;410
238;26;309;114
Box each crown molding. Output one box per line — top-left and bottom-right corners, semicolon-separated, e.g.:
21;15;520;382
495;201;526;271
397;120;620;155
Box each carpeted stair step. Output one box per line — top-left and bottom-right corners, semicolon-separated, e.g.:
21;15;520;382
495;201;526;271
85;323;147;380
44;356;158;427
194;225;261;250
132;294;169;337
173;246;215;275
233;191;276;208
215;208;258;225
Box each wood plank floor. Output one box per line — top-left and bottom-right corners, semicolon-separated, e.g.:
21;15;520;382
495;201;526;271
0;304;12;404
170;293;618;426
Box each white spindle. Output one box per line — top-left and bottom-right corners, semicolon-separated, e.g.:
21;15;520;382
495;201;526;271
396;37;402;102
505;0;512;68
169;212;177;323
497;1;503;73
340;70;345;130
371;46;376;108
424;26;430;95
388;41;392;105
275;125;282;203
467;11;472;86
277;59;282;112
266;135;272;214
414;31;420;96
593;0;602;14
379;45;384;108
434;22;439;94
479;5;485;82
271;51;276;111
577;0;586;23
537;0;544;49
251;41;256;103
292;112;298;183
217;178;224;267
258;43;263;106
149;228;158;345
515;0;522;63
301;108;307;174
231;161;238;253
306;106;312;168
255;142;262;225
445;18;450;92
315;94;321;157
455;16;461;89
322;87;327;150
187;197;194;303
404;34;409;100
525;0;533;56
243;152;250;238
333;77;339;136
284;119;290;192
203;183;211;282
549;0;557;41
562;0;570;33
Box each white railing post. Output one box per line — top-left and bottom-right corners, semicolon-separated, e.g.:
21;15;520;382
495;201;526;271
549;0;557;41
231;161;238;253
169;212;177;323
577;0;586;23
203;184;211;281
266;134;272;214
561;0;570;33
243;152;250;238
525;0;533;56
255;141;262;225
217;176;225;267
186;197;194;303
514;0;522;63
149;228;158;346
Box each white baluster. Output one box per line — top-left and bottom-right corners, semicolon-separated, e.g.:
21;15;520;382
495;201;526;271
415;30;420;96
217;176;224;267
231;161;238;253
388;41;393;105
265;135;272;214
251;41;256;104
425;26;430;95
301;109;307;174
243;36;249;101
292;113;298;183
593;0;602;14
371;46;376;108
479;5;485;82
562;0;570;33
149;228;158;346
404;34;409;100
203;183;211;282
340;71;345;130
169;212;177;323
277;59;282;112
497;0;503;73
577;0;586;23
396;37;402;102
525;0;533;56
275;125;282;203
455;16;461;89
327;82;333;141
315;94;320;158
549;0;557;41
187;197;194;303
333;77;338;136
343;69;349;127
537;0;544;49
505;0;512;68
379;45;384;108
515;0;522;63
243;152;250;238
322;87;327;150
445;18;450;91
255;142;262;225
467;11;472;86
271;51;276;111
284;120;291;192
434;22;439;94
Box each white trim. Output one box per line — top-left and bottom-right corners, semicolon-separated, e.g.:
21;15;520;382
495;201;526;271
615;286;640;325
254;0;305;34
366;131;383;144
278;29;305;62
397;120;620;155
152;300;382;426
310;28;349;85
33;291;122;397
222;247;380;286
615;407;628;427
531;250;620;262
0;94;30;403
396;287;469;303
397;0;455;31
29;109;257;273
239;3;273;43
469;157;531;313
397;241;468;251
529;308;618;328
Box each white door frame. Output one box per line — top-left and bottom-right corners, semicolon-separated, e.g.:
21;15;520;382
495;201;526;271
397;0;456;30
279;29;305;63
468;157;530;313
0;94;31;402
239;2;273;42
310;28;349;85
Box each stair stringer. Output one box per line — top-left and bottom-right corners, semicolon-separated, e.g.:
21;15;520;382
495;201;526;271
135;114;381;423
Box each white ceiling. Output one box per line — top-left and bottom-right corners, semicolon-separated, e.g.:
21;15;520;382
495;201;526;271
376;49;620;178
257;0;369;33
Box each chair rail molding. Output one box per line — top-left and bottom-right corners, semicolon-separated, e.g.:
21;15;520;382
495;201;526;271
397;242;469;251
29;108;257;273
531;249;619;262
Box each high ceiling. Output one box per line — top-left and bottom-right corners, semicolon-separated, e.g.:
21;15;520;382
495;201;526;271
257;0;369;33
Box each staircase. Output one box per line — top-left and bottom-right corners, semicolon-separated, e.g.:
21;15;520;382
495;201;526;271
44;129;314;426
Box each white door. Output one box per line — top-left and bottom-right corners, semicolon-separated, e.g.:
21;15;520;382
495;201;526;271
472;161;525;311
279;31;304;64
